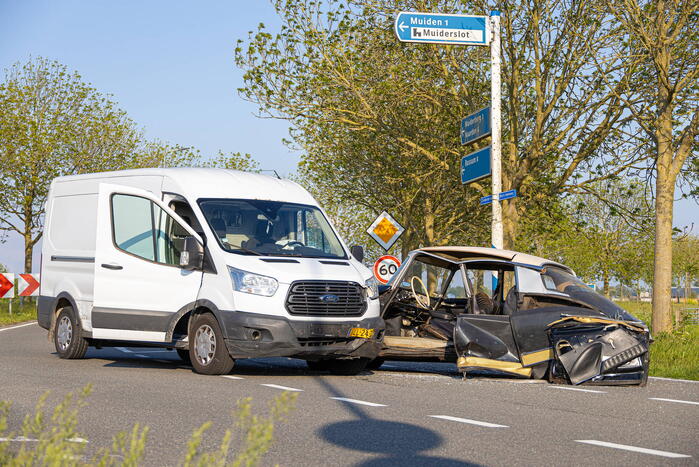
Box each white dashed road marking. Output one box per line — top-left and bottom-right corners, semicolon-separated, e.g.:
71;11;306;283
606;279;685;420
0;322;37;332
649;397;699;406
0;436;87;443
576;440;690;458
261;384;303;392
221;375;245;380
549;386;606;394
329;397;386;407
430;415;508;428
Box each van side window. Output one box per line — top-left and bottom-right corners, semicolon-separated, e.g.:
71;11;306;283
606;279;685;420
112;194;189;266
154;205;188;266
112;194;156;261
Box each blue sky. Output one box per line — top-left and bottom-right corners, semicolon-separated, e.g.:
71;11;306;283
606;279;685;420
0;1;696;272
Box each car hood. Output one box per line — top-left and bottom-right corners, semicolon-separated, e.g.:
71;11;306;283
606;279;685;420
222;253;371;285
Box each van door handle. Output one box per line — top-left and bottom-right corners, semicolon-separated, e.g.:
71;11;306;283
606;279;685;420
101;263;123;270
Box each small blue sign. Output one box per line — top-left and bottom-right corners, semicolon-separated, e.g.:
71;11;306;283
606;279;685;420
395;12;490;46
499;189;517;201
461;107;491;145
480;189;517;205
461;146;491;184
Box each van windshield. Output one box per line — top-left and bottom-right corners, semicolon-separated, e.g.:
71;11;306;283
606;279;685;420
198;199;347;259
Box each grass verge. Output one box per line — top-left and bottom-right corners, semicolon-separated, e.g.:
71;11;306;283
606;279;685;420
0;299;37;326
618;301;699;381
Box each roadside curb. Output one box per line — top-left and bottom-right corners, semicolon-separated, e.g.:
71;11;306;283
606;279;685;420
649;376;699;384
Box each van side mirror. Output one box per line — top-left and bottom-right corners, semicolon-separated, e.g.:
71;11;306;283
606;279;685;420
180;237;204;270
350;245;364;262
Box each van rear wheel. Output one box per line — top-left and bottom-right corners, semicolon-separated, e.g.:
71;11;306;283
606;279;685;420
54;306;88;359
189;313;234;375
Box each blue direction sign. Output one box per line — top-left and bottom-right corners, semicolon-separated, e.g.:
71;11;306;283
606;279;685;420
461;107;491;145
499;189;517;201
395;12;490;46
480;189;517;205
461;146;491;184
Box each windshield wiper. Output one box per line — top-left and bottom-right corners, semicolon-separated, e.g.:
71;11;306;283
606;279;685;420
229;246;264;256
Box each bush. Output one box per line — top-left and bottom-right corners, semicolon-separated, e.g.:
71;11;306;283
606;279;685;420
0;385;297;466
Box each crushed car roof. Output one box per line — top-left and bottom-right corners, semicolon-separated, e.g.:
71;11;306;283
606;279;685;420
417;246;572;272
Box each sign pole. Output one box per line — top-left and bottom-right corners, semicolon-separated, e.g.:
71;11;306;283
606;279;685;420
489;10;503;249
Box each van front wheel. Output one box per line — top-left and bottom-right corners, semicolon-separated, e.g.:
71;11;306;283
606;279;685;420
189;313;234;375
54;306;88;359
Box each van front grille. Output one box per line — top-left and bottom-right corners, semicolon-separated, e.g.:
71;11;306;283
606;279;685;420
285;281;366;317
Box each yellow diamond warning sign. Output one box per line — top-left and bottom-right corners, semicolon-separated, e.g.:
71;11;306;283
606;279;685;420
367;211;405;250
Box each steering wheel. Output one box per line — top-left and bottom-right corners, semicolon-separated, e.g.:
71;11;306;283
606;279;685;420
410;276;431;309
278;240;305;249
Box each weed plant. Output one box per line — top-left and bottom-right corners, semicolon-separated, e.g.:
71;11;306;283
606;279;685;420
0;385;297;466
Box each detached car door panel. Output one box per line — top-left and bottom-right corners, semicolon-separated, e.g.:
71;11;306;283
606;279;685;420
92;183;204;342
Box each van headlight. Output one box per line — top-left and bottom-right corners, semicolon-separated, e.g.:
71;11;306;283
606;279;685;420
228;266;278;297
365;277;379;300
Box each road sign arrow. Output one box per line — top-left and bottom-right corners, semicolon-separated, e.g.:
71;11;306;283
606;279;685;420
18;274;40;297
398;21;408;32
0;274;14;298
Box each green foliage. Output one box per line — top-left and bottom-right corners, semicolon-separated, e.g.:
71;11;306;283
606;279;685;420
0;386;297;466
0;298;37;326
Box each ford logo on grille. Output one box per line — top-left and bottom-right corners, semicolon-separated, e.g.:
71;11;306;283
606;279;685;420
319;294;340;303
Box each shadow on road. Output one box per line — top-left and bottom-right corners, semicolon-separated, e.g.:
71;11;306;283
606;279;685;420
315;377;483;467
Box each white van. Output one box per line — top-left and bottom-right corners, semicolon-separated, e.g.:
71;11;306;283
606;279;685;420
38;168;383;375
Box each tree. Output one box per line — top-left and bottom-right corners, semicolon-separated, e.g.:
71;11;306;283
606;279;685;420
235;0;649;255
0;58;145;272
673;234;699;303
607;0;698;333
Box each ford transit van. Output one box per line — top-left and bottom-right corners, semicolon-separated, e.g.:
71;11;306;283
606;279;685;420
38;168;383;375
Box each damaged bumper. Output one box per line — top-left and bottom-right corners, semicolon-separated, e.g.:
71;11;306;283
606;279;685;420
217;310;384;360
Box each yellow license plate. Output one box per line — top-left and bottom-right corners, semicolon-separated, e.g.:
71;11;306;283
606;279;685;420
349;327;374;339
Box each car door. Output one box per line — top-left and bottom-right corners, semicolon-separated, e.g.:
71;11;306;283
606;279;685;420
453;264;527;376
91;183;204;342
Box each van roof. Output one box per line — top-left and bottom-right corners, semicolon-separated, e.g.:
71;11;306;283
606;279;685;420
54;168;317;205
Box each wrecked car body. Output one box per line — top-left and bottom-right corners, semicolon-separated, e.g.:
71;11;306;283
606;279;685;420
375;247;650;386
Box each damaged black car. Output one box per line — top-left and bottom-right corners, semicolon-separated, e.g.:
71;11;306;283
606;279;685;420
372;247;651;386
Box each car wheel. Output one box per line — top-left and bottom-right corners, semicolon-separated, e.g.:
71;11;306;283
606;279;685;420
189;313;234;375
54;306;88;359
366;358;385;370
176;349;191;365
639;352;650;387
327;358;370;376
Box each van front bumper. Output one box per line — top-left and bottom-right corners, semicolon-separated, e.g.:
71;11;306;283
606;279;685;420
217;311;384;360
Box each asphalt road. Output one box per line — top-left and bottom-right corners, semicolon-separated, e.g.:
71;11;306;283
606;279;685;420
2;322;698;466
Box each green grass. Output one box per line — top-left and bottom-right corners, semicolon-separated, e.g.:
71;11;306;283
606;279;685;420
617;301;699;381
0;299;37;326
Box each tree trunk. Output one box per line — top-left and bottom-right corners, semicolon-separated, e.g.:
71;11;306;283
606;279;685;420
502;199;520;250
603;270;610;297
685;271;690;304
651;122;675;333
424;197;435;247
24;229;33;274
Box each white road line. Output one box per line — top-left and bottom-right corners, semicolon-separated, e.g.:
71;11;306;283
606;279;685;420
0;321;37;332
649;397;699;406
329;397;386;407
650;376;699;384
576;440;690;458
260;384;303;392
430;415;508;428
549;386;606;394
221;375;245;380
0;436;87;443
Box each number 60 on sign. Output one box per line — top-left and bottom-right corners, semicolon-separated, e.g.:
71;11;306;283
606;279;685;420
373;255;402;284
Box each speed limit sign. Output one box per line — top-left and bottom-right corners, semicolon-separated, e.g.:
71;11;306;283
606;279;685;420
373;255;401;284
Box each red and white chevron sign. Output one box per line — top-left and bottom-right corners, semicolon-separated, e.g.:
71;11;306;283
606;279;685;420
0;273;14;298
18;274;40;297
